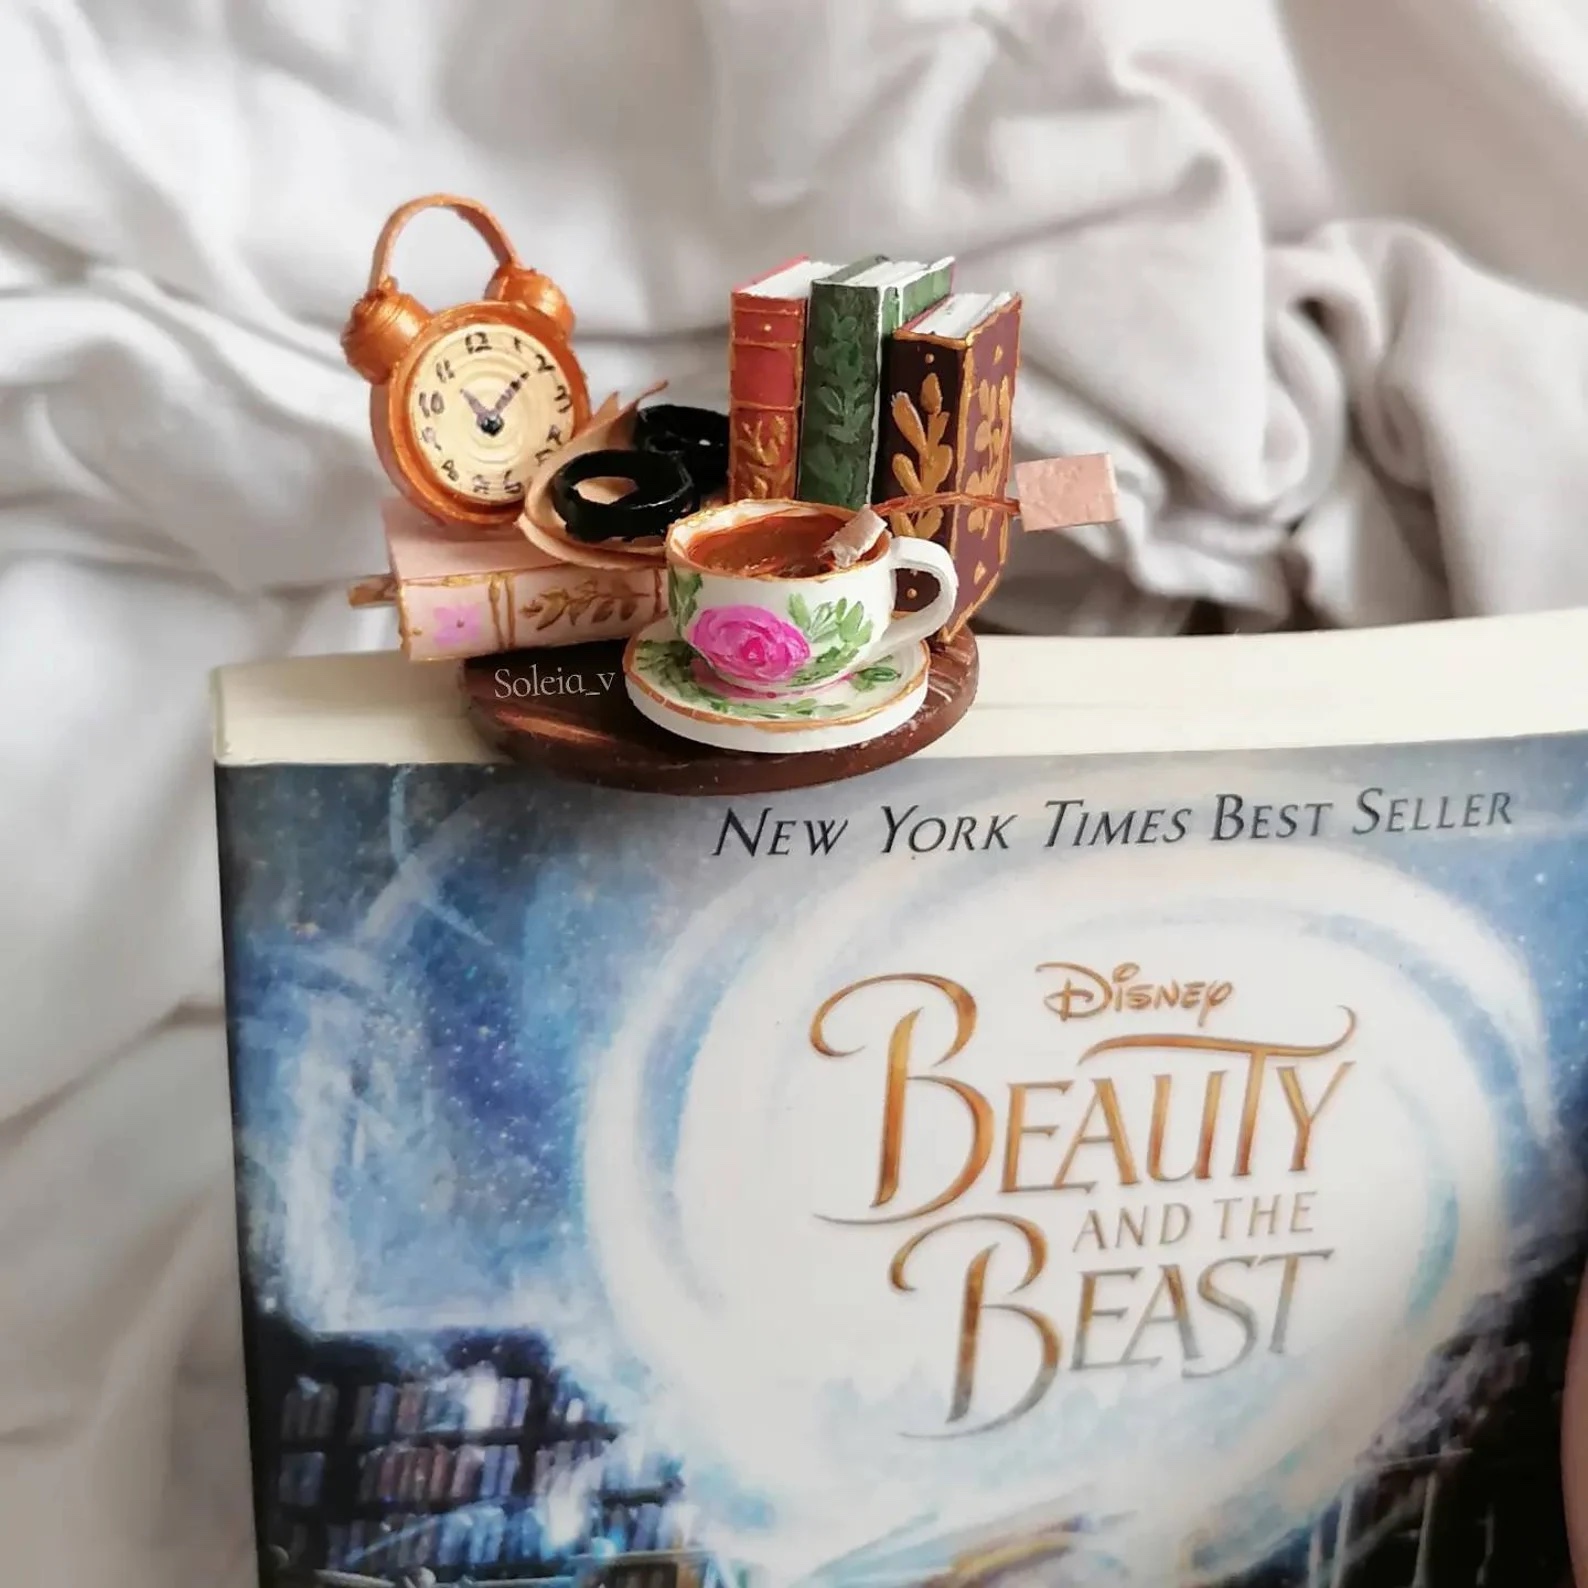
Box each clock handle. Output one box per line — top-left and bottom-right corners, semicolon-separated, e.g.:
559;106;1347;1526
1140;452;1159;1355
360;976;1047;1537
364;192;519;293
364;192;576;338
344;193;577;383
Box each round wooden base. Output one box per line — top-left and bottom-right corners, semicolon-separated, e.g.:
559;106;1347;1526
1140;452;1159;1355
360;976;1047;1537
462;630;979;796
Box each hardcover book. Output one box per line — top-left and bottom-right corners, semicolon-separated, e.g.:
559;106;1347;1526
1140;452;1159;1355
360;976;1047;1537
215;611;1588;1588
875;293;1023;634
727;259;837;502
797;257;954;511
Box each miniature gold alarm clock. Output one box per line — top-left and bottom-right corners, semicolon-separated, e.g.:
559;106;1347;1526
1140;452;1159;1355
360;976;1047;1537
341;194;592;532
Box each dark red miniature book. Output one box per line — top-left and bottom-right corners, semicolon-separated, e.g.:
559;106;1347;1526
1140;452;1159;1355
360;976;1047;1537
874;291;1022;630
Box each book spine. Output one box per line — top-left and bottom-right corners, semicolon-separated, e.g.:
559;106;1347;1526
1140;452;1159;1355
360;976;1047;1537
727;291;809;501
955;295;1022;630
396;565;665;661
873;294;1022;635
797;279;889;511
866;264;952;502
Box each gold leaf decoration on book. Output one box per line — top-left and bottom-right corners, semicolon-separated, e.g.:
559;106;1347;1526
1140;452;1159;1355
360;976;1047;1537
521;578;645;632
965;376;1014;540
734;413;793;499
888;373;953;541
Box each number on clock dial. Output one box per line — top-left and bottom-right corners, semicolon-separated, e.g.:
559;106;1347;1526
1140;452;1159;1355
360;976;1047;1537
406;324;570;504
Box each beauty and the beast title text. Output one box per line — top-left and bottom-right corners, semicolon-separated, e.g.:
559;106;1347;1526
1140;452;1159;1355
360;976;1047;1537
808;964;1357;1440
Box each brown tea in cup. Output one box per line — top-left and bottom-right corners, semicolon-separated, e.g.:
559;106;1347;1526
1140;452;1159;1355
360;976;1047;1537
684;511;878;579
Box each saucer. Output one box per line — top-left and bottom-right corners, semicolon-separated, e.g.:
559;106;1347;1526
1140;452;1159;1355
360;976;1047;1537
623;621;931;755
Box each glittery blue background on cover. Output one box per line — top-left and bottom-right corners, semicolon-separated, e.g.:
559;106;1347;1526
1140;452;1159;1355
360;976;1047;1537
216;734;1588;1585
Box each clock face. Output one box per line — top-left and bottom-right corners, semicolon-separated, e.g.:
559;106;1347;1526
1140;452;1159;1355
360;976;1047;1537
404;321;576;505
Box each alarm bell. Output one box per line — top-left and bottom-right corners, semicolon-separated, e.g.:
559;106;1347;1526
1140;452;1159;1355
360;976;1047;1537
485;264;574;337
341;286;432;386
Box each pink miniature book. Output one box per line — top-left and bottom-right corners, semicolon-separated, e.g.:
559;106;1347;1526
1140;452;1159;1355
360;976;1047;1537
369;501;665;662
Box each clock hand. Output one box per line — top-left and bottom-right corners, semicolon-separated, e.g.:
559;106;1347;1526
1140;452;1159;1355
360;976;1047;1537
462;386;506;437
491;373;528;416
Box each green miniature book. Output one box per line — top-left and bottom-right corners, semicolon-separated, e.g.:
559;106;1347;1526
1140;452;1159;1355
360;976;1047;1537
796;255;954;509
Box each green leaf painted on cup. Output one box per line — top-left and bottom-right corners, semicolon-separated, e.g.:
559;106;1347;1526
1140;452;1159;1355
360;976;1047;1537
782;595;876;687
668;571;702;635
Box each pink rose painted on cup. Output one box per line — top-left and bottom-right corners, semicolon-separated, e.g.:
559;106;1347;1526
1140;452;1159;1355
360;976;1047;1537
688;605;810;684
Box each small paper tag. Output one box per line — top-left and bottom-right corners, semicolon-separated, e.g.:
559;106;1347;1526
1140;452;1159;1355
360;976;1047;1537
1014;455;1121;532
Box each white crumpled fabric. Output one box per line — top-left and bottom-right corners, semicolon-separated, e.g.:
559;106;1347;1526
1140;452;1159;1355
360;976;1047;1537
5;1;1588;1581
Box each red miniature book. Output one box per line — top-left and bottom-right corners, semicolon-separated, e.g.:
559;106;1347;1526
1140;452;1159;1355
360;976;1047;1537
727;258;835;501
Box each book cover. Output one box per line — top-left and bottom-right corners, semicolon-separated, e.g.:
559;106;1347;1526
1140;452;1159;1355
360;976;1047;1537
727;259;836;502
875;293;1023;634
797;258;954;511
217;640;1588;1588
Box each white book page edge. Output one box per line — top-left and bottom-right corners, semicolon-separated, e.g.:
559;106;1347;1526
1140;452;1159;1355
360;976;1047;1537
215;611;1588;767
912;291;1011;339
743;260;836;299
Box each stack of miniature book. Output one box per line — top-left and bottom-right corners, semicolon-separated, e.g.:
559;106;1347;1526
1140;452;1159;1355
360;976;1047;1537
727;256;1023;632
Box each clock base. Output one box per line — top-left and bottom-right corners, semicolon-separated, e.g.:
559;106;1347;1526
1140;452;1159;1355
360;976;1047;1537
461;630;978;796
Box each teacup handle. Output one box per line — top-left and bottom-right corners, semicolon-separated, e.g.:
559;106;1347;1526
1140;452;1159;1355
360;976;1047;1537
877;536;959;655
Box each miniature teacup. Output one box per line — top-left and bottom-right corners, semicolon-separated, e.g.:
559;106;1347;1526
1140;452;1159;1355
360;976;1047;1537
665;500;958;697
